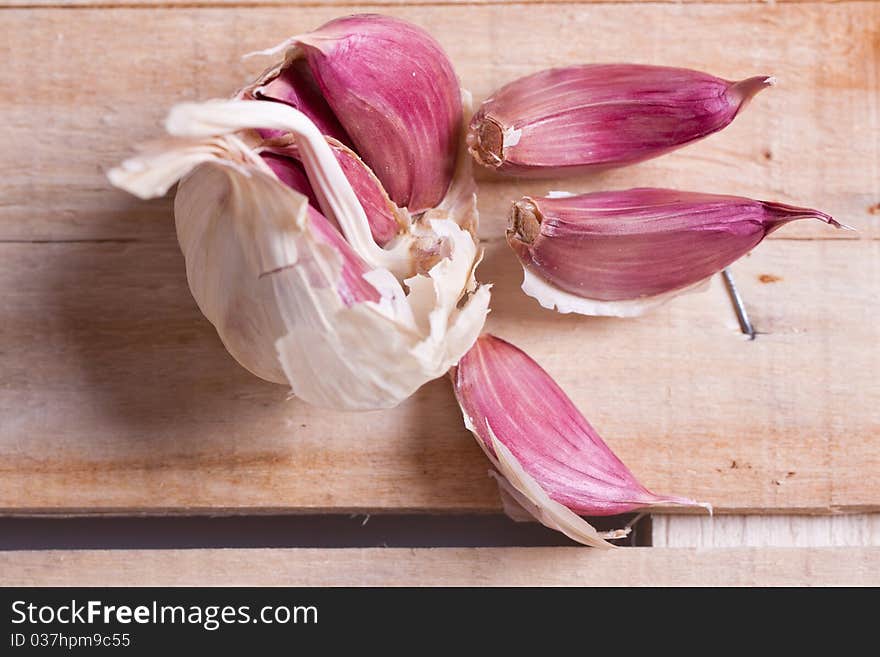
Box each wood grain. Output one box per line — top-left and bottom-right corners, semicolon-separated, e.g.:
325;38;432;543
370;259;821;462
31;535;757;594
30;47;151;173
2;547;877;586
1;238;877;514
0;3;877;242
653;514;880;547
0;1;861;7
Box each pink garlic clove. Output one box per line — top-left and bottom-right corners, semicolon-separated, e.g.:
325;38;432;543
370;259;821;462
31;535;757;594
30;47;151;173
507;188;843;317
329;140;407;247
260;152;321;209
263;140;407;247
254;58;352;147
468;64;773;175
453;334;706;545
295;14;463;212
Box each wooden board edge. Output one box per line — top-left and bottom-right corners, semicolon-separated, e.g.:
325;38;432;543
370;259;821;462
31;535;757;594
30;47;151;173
2;504;878;517
1;547;877;586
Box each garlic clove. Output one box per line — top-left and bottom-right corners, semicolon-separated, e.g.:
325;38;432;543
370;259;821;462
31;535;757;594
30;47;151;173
507;188;843;317
263;139;408;247
468;64;773;175
260;152;321;209
329;140;408;247
453;334;707;545
252;58;352;147
261;14;463;213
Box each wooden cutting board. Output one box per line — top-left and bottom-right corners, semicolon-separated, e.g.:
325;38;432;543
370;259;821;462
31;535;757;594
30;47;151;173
1;0;877;517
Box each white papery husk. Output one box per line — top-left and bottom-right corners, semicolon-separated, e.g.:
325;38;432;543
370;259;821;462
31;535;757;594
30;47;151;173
520;267;712;318
108;100;490;411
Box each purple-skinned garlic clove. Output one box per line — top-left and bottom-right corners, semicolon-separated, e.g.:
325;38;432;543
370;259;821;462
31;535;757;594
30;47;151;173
262;141;407;247
468;64;773;175
453;334;708;547
260;152;322;209
290;14;463;212
328;141;408;247
507;188;844;317
252;58;353;147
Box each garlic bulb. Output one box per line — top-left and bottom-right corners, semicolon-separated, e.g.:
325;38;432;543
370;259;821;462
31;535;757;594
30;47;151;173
453;334;708;547
507;188;842;317
110;91;489;409
468;64;773;175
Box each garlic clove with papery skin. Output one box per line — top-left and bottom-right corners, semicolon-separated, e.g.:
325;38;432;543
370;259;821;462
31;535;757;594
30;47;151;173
452;334;709;547
109;100;490;411
247;13;463;213
468;64;773;175
507;188;844;317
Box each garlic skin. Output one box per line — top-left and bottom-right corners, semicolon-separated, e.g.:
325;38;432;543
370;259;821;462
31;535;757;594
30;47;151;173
468;65;773;175
507;188;843;317
174;163;381;384
250;14;462;213
109;100;490;411
453;334;707;548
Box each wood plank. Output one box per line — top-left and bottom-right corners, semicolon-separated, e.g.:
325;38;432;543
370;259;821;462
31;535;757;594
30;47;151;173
0;3;877;241
2;3;877;516
2;547;877;586
653;514;880;547
1;239;876;514
0;1;857;7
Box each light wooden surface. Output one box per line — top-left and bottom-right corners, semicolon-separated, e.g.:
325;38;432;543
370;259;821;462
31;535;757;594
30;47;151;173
654;514;880;547
2;547;877;586
0;3;877;516
1;240;877;513
0;0;853;7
